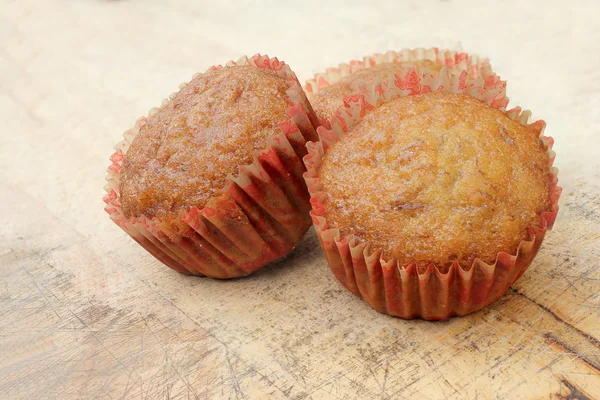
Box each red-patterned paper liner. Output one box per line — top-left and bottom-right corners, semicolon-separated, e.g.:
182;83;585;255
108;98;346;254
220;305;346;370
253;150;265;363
303;68;561;320
104;54;320;279
305;48;507;127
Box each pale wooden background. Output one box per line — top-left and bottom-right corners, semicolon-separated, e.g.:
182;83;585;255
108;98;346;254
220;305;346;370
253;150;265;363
1;0;600;399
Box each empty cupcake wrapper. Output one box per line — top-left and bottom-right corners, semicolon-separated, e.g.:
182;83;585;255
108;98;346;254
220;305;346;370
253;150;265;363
303;68;561;320
104;54;320;279
305;48;507;127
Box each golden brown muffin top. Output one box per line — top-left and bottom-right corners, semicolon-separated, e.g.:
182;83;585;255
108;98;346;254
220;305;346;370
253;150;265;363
120;65;290;221
318;92;550;270
310;60;443;122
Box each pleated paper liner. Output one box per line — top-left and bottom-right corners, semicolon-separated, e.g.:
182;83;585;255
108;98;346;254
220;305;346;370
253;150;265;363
104;54;320;279
303;68;561;320
304;48;506;127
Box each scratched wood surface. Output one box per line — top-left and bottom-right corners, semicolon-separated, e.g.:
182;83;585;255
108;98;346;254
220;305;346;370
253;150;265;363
1;0;600;399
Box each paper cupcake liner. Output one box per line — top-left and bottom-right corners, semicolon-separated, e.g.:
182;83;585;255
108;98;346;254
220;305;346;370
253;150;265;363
104;54;320;279
303;68;561;320
305;48;507;127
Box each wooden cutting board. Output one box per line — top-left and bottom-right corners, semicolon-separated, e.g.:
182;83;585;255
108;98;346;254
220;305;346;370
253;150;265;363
1;1;599;398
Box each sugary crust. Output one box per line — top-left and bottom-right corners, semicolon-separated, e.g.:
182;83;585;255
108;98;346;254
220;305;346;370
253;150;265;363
120;65;290;223
317;92;550;270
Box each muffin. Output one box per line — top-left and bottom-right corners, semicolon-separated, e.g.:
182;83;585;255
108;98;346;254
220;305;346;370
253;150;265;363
303;69;561;320
305;48;505;125
105;54;320;279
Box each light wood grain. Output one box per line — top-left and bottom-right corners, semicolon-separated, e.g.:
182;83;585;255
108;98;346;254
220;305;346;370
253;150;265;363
1;0;599;399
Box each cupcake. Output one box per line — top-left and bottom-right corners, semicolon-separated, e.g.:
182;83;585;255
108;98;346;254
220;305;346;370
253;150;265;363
303;68;561;320
104;54;320;279
305;48;505;125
